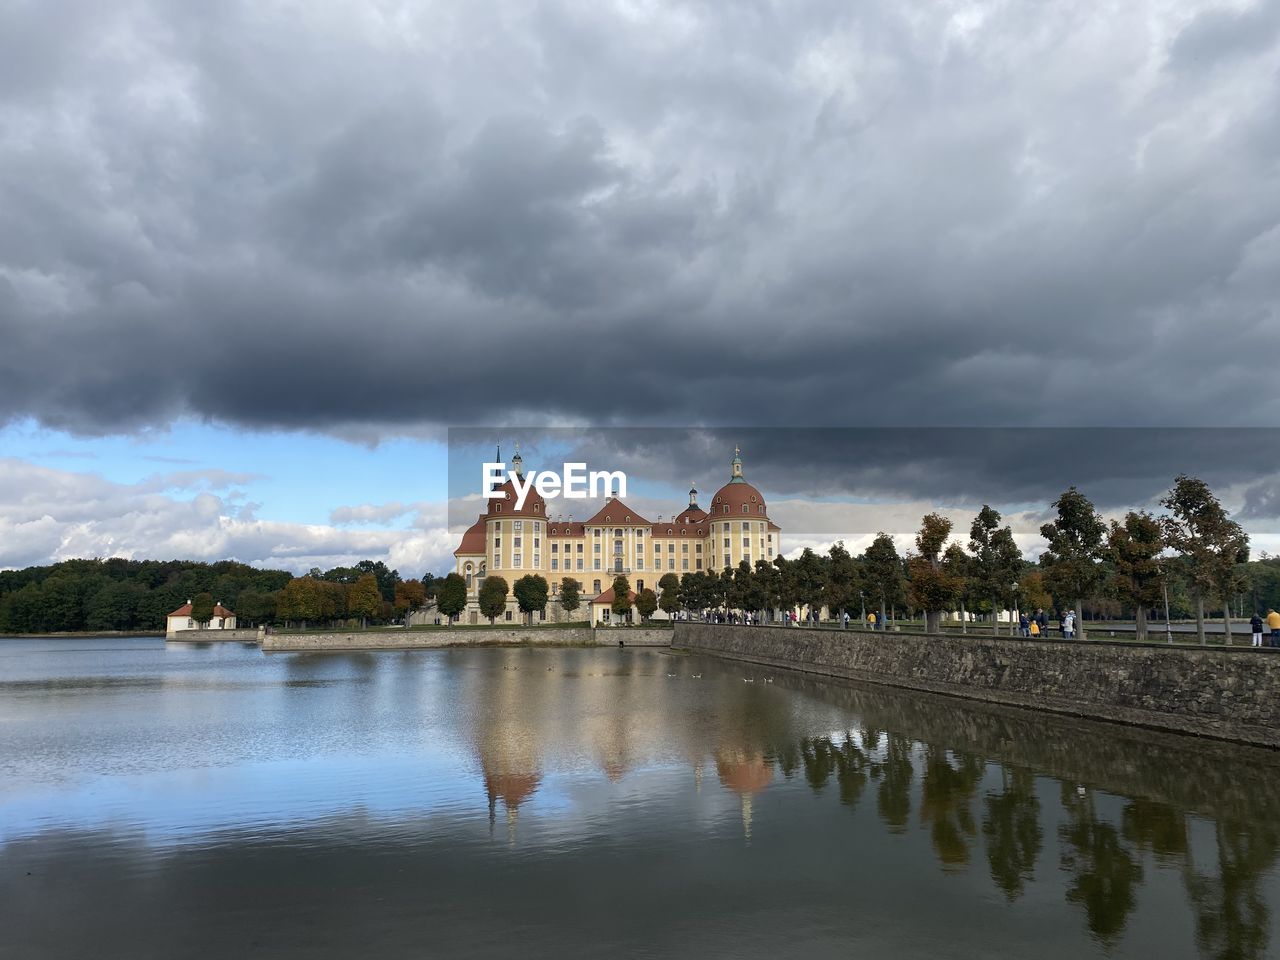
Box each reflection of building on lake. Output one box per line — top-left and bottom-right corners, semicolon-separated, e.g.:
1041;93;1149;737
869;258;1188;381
715;748;774;841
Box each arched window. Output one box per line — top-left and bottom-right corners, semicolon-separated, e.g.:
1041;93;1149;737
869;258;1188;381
594;580;601;593
613;528;623;537
723;505;729;514
495;503;502;512
742;504;749;514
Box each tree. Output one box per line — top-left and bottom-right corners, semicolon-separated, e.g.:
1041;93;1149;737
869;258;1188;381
824;542;861;626
945;543;973;632
1106;512;1166;642
657;573;681;617
1161;475;1249;645
791;548;828;623
559;577;581;619
394;579;427;621
753;558;782;622
190;592;215;628
1018;570;1052;615
863;533;905;630
636;587;658;622
610;575;632;621
1039;487;1106;640
478;576;509;624
679;571;711;613
347;574;382;628
436;573;467;625
908;513;964;634
513;574;549;625
969;506;1022;636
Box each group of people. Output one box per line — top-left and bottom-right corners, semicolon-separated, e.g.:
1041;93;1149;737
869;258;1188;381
1018;608;1076;639
1248;609;1280;648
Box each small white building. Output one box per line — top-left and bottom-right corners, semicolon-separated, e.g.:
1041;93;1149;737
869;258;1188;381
166;600;237;638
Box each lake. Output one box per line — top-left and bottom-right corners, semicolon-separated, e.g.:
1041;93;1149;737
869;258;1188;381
1;637;1278;959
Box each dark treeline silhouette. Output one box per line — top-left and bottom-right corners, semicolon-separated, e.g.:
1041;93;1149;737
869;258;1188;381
0;558;448;633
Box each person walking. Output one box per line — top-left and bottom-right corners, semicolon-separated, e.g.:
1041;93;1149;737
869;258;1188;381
1035;608;1048;638
1064;610;1076;640
1019;612;1030;638
1250;612;1265;648
1267;608;1280;648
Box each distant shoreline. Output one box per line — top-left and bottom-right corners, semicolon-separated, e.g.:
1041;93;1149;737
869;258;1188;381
0;631;166;640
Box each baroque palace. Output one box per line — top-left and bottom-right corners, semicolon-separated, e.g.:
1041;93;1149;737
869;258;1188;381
451;448;781;625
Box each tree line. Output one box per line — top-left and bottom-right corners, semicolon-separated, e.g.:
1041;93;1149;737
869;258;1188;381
0;558;445;634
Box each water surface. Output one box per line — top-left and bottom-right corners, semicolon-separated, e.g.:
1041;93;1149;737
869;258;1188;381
2;637;1278;959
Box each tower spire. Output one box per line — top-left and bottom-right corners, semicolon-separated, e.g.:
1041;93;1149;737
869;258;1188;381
730;446;744;482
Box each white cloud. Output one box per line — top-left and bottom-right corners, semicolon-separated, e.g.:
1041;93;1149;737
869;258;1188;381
0;458;455;576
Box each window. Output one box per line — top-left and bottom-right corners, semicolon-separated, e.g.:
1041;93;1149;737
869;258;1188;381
668;559;675;570
637;580;645;592
495;503;502;512
759;505;765;514
513;554;522;567
577;543;584;552
577;559;584;570
681;543;688;553
187;618;194;628
637;559;644;570
538;610;545;621
696;560;703;570
533;537;540;548
696;543;702;553
515;520;522;530
466;573;472;587
613;540;623;555
551;559;559;570
505;611;513;621
667;543;675;553
768;548;774;558
494;537;502;549
682;559;689;570
743;538;750;547
514;537;522;548
724;538;731;548
594;580;601;593
654;543;661;553
636;529;644;538
594;542;601;553
533;555;540;566
551;543;559;553
533;522;541;532
614;528;623;537
723;505;729;514
594;560;601;570
742;504;749;514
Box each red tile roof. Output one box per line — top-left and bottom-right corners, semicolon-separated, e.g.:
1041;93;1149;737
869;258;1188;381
583;498;651;527
454;518;487;556
590;587;637;605
168;601;235;618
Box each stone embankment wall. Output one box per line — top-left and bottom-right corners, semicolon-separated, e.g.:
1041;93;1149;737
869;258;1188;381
168;628;263;642
262;626;672;652
673;623;1280;749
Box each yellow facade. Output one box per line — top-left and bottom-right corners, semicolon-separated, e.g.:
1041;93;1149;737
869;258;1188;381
451;450;780;622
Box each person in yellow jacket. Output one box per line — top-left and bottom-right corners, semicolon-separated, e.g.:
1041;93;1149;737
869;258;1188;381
867;612;877;630
1029;620;1040;638
1266;608;1280;648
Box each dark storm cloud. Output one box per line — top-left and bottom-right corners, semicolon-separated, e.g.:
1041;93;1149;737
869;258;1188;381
450;427;1280;518
2;0;1279;436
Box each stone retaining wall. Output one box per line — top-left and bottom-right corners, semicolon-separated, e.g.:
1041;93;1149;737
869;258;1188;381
673;622;1280;748
262;626;672;652
167;628;262;642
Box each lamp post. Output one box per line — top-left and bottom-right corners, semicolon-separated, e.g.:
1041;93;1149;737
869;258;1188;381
1012;580;1020;637
859;591;865;630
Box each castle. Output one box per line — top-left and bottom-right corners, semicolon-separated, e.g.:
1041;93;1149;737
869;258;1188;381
450;448;781;624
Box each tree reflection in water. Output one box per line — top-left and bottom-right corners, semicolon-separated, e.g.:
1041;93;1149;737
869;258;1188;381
1059;784;1143;946
982;765;1042;901
1185;819;1279;960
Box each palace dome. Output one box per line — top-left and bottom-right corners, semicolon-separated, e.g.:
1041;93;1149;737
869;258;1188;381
485;477;547;518
708;447;767;518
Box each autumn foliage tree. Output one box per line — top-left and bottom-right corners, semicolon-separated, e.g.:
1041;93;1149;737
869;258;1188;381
347;573;382;628
908;513;964;634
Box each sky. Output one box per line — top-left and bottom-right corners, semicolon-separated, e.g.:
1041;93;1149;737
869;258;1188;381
1;0;1278;576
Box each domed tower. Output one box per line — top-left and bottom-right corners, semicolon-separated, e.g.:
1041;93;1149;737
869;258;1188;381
708;448;777;572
